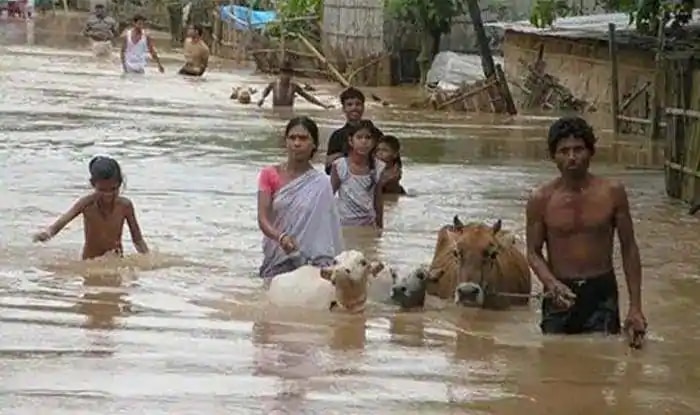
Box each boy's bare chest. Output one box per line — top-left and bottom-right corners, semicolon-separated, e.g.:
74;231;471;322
83;205;126;234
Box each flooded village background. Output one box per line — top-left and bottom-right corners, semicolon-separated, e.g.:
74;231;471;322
2;0;700;413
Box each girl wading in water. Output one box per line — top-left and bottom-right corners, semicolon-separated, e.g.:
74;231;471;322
330;120;399;228
257;116;344;279
33;156;149;260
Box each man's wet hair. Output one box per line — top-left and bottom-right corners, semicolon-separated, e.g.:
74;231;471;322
133;14;146;23
95;3;104;8
89;156;123;185
547;116;596;158
340;87;365;105
192;24;203;36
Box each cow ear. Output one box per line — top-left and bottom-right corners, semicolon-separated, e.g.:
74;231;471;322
492;219;502;234
453;215;464;230
320;268;333;281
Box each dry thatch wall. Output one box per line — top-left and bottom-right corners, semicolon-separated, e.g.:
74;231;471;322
322;0;384;59
502;31;656;128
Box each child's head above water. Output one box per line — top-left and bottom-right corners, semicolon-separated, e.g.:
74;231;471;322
89;156;123;199
346;119;381;159
339;87;365;123
376;135;402;167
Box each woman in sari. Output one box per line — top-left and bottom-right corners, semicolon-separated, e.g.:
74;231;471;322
258;116;344;279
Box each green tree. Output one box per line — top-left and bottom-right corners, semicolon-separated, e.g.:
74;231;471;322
386;0;465;84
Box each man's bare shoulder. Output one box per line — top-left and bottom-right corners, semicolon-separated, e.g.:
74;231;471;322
528;178;559;203
587;175;626;196
596;176;630;207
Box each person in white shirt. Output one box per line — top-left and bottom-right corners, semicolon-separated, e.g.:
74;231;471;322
120;14;164;74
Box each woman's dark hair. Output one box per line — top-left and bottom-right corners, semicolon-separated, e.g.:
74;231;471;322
192;24;203;36
284;116;319;159
132;14;145;22
346;119;380;190
339;87;365;105
378;134;403;168
89;156;123;185
547;116;596;158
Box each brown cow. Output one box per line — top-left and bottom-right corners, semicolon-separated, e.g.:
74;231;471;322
427;215;516;299
451;219;532;309
427;216;531;308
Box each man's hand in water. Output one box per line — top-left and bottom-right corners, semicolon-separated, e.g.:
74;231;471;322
158;63;165;73
624;307;647;348
546;280;577;309
33;230;52;242
279;234;298;254
257;99;265;107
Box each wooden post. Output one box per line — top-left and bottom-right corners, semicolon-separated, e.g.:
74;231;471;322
648;17;666;142
608;23;620;136
494;64;517;115
279;15;286;65
465;0;496;79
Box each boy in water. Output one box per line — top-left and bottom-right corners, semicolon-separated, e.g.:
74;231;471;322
325;87;382;175
33;156;149;260
257;61;331;109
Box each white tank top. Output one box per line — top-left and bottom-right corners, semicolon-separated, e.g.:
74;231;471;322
124;29;149;72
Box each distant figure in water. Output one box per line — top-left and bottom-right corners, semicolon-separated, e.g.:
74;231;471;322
81;4;118;58
178;24;209;77
257;61;331;109
375;135;406;195
120;14;164;74
33;156;150;260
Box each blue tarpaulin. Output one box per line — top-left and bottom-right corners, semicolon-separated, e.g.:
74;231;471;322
219;5;277;30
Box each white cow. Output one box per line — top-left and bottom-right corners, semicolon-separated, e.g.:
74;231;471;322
267;250;383;313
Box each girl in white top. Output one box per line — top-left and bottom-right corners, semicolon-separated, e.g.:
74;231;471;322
120;14;164;74
330;120;399;228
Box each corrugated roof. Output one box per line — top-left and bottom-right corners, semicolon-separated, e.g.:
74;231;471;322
485;10;700;42
485;12;634;36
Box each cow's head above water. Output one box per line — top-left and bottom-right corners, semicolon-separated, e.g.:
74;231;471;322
452;219;506;308
425;215;482;297
391;265;429;310
319;250;382;313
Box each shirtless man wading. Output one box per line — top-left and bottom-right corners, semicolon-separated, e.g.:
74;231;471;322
526;116;647;342
257;61;331;109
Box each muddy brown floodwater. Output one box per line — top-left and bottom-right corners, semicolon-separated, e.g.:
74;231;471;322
1;20;700;415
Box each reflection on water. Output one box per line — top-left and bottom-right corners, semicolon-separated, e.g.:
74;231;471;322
1;21;700;415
